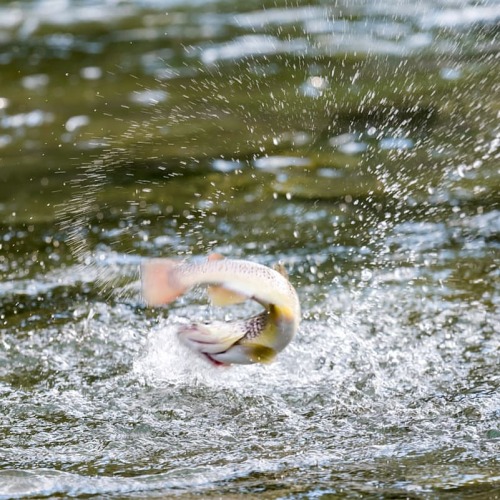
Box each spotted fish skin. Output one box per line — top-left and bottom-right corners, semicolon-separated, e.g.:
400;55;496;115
141;255;300;366
243;312;268;340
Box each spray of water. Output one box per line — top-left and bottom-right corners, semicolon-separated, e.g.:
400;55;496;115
31;1;500;496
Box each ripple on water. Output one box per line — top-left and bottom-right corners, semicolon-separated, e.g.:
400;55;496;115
0;466;248;498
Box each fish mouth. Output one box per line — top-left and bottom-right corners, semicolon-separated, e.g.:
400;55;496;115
202;353;228;367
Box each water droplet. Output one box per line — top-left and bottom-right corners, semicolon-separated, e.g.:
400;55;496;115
361;269;373;281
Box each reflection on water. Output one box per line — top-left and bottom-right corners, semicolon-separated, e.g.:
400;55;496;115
1;0;499;498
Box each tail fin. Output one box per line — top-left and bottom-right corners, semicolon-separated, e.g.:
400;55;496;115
208;253;224;261
141;258;186;306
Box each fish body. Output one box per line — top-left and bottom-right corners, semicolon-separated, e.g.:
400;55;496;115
141;255;300;366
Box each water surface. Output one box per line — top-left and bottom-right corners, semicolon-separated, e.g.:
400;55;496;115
1;0;499;498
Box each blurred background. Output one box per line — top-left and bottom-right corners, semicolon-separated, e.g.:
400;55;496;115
0;0;499;498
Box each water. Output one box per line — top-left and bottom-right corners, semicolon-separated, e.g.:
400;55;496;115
1;0;499;497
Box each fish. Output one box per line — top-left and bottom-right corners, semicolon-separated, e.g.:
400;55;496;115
141;254;300;366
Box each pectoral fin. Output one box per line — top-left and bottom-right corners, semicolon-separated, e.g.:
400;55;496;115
207;285;248;306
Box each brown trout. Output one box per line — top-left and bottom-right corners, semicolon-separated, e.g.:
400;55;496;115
141;254;300;366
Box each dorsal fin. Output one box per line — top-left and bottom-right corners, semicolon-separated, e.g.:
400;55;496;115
273;262;288;278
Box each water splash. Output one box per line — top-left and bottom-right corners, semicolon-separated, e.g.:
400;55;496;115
2;0;498;497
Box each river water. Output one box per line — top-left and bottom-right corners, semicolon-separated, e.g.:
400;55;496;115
1;0;499;498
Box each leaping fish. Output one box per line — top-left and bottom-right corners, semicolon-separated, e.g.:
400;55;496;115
141;254;300;366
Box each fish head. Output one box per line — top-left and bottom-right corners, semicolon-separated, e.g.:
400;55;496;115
208;344;277;366
177;320;246;366
177;319;277;367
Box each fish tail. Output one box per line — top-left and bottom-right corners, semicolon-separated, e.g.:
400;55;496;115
141;258;187;306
